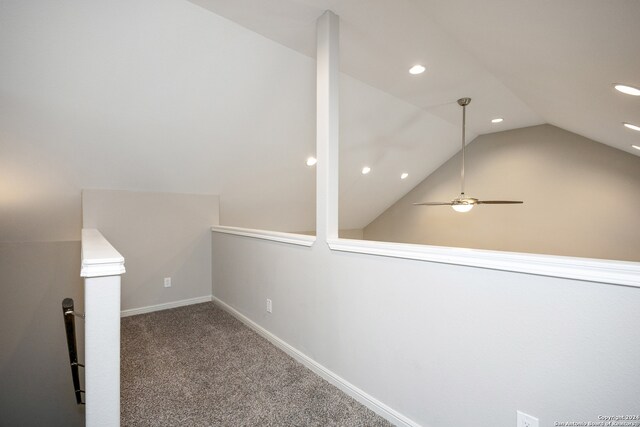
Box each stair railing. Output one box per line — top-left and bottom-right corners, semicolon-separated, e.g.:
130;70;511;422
62;298;85;404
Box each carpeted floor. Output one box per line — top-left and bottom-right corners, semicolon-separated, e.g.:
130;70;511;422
121;302;393;426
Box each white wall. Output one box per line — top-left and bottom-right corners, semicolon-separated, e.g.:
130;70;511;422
82;189;218;311
212;232;640;427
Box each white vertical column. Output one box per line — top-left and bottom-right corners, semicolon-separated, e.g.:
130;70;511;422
81;229;126;427
316;10;340;241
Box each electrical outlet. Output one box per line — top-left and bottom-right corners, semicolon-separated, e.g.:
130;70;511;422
517;411;539;427
266;298;272;313
164;277;171;288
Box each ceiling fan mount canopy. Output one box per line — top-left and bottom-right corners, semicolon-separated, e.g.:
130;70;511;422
413;97;523;212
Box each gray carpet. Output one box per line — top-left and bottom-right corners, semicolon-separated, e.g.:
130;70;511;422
121;302;394;426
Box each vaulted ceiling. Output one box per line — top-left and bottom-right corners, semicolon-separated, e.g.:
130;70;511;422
192;0;640;152
1;0;639;241
191;0;640;230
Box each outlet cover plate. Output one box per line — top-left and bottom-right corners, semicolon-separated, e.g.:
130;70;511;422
266;299;272;313
164;277;171;288
517;411;539;427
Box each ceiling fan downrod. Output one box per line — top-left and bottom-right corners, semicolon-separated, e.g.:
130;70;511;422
413;96;523;212
458;97;471;196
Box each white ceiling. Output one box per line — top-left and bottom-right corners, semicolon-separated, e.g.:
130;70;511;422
190;0;640;154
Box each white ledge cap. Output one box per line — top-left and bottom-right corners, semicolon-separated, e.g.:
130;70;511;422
211;225;315;247
326;238;640;288
81;229;126;278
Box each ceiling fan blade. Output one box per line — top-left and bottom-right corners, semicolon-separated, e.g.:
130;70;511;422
413;202;453;206
476;200;523;204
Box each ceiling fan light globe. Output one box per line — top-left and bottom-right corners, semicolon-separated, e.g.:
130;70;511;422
452;203;474;213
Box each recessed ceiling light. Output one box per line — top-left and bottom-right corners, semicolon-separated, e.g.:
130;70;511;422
623;122;640;132
491;118;504;123
614;84;640;96
632;145;640;151
361;166;371;175
409;65;426;75
400;172;409;179
306;157;317;166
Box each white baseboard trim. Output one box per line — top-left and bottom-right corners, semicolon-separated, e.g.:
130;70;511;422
121;295;213;317
213;297;422;427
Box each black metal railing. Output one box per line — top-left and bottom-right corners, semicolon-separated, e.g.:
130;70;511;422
62;298;85;405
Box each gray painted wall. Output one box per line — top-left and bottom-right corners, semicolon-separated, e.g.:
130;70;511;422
295;229;364;239
338;229;364;240
212;232;640;427
0;188;219;424
0;241;85;426
364;125;640;261
82;190;219;311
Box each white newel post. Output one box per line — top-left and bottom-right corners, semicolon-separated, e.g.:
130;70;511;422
81;229;126;427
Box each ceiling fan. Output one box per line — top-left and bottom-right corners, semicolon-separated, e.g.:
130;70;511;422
414;97;523;212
